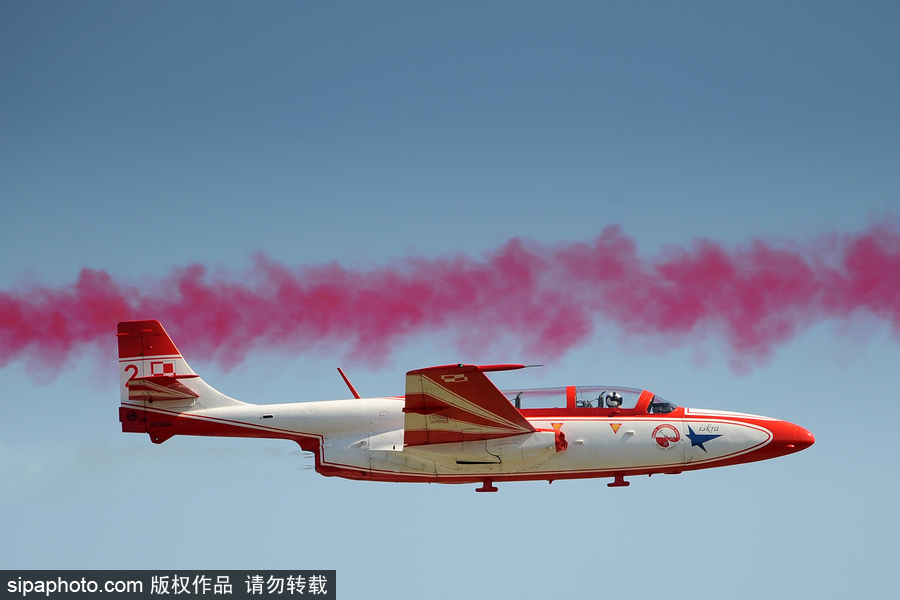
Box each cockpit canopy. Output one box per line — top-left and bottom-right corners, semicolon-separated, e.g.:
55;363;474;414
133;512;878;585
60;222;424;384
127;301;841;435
502;386;678;414
647;395;678;414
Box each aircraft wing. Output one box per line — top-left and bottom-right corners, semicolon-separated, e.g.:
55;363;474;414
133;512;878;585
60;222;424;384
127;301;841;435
404;364;535;446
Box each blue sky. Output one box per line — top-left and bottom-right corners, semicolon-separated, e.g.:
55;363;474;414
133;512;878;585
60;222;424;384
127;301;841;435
1;2;898;598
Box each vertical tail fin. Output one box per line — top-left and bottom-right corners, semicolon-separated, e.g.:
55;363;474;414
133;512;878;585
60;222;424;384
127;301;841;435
117;320;198;404
117;320;243;443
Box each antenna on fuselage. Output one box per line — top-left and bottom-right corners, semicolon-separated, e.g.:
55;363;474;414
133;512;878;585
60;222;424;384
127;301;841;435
337;367;361;399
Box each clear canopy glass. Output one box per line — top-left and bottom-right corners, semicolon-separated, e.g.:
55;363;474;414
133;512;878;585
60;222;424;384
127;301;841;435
500;386;677;411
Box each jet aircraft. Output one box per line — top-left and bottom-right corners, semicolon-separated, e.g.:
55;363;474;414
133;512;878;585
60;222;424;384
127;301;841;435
118;320;814;491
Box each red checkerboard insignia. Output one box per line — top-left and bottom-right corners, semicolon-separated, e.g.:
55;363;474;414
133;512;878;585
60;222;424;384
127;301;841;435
151;361;176;377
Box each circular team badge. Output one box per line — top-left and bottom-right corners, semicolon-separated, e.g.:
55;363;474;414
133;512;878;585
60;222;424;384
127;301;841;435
652;424;681;451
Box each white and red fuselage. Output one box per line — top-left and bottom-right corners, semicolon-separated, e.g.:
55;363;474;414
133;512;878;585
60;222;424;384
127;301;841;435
118;321;814;491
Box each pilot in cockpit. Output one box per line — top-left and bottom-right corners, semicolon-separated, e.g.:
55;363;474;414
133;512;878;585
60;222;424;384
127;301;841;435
605;392;623;408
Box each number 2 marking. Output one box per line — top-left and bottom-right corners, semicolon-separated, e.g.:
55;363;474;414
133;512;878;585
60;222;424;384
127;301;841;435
125;364;138;383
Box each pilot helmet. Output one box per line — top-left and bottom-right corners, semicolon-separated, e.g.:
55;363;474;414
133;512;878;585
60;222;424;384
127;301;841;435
607;392;622;408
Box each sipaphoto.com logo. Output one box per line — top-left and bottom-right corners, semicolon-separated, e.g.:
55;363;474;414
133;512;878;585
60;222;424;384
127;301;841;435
5;575;142;597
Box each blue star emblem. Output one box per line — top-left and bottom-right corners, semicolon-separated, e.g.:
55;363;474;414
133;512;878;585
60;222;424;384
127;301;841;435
686;425;722;453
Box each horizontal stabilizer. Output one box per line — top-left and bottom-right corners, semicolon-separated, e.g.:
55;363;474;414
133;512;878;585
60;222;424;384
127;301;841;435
127;375;200;402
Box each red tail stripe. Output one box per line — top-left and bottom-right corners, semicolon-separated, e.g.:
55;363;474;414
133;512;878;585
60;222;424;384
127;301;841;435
117;320;181;359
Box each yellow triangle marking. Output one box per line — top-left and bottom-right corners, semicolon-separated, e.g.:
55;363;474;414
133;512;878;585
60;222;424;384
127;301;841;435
610;423;622;434
551;422;563;432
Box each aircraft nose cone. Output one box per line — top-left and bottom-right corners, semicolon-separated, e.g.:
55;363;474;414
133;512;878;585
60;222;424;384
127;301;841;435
783;424;815;453
796;425;815;450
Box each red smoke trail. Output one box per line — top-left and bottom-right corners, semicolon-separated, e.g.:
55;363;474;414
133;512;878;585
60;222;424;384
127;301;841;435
1;221;899;374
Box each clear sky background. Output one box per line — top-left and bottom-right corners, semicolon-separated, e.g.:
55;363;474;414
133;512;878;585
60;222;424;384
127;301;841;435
1;2;898;598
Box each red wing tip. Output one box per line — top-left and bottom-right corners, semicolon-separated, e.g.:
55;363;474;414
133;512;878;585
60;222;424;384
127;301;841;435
407;363;529;375
477;364;528;372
